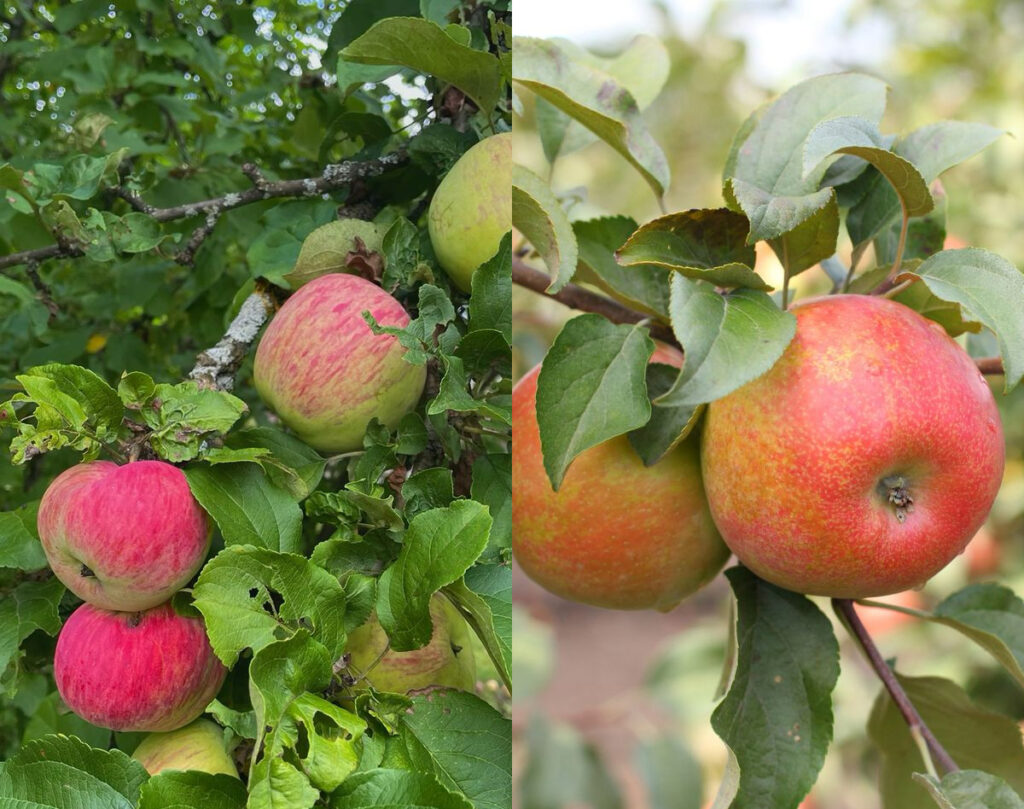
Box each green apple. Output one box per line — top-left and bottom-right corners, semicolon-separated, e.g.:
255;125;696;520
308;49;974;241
132;718;239;778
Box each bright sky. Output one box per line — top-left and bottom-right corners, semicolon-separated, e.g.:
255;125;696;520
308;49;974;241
514;0;894;84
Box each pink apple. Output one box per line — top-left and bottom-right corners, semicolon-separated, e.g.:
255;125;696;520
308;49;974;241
253;273;427;453
38;460;210;612
55;602;226;732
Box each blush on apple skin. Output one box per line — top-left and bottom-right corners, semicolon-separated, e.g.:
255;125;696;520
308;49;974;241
38;460;211;612
55;602;226;733
253;273;427;454
701;294;1005;599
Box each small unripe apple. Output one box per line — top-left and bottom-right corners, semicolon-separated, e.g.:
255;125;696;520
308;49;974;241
132;719;239;778
55;602;226;732
253;273;426;453
345;594;476;694
38;460;210;612
701;294;1004;598
513;347;730;611
428;133;512;292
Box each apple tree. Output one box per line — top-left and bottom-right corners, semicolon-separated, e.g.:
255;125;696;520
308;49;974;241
512;34;1024;808
0;2;511;808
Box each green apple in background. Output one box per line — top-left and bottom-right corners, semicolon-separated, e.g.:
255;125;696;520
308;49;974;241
346;594;476;694
132;718;239;778
428;132;511;292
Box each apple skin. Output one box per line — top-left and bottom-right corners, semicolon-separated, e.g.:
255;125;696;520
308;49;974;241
55;602;227;732
428;133;511;292
253;273;426;453
512;346;730;611
701;294;1004;598
346;594;476;694
132;718;239;778
38;460;210;612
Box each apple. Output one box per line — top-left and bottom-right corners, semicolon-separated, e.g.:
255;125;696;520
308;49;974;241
701;294;1004;598
38;460;210;612
427;133;511;292
345;594;476;694
512;346;730;611
132;718;239;778
253;273;426;453
55;602;227;732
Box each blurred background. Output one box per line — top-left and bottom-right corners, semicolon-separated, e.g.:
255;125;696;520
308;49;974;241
512;1;1024;807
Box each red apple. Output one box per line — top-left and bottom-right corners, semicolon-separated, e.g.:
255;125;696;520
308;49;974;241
345;594;476;694
38;460;210;612
253;273;426;453
701;294;1004;598
55;602;227;732
512;347;730;611
132;718;239;778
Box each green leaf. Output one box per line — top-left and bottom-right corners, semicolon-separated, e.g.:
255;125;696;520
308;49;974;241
143;381;247;463
398;691;511;809
914;771;1024;809
536;314;654;490
766;192;841;278
513;37;670;197
469;232;512;343
0;503;47;571
331;769;472;809
628;363;703;466
185;464;302;553
341;18;501;113
658;277;796;407
726;73;887;241
512;164;578;293
288;693;365;792
0;577;65;693
899;248;1024;391
248;755;318;809
711;567;840;809
470;454;511;561
192;545;348;666
223;427;326;500
573;216;672;319
0;734;147;807
138;771;247;809
427;354;510;424
250;632;332;730
869;674;1024;809
401;468;454;520
377;500;491;651
633;734;704;809
891;279;982;338
520;716;623;809
19;363;123;435
444;564;512;690
616;209;767;290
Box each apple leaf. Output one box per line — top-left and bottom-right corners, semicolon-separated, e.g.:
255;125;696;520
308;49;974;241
332;769;473;809
891;281;982;338
192;545;348;666
913;770;1024;809
223;426;326;500
659;276;796;408
376;500;491;651
868;674;1024;809
469;232;512;343
250;632;333;734
616;209;766;290
573;216;672;320
470;454;511;562
444;563;512;691
513;36;670;198
711;567;839;809
536;314;654;490
138;771;247;809
0;577;64;694
512;164;578;293
391;691;511;809
0;502;47;571
725;73;887;242
248;754;319;809
898;248;1024;391
766;192;841;278
186;463;302;553
0;734;147;808
628;363;703;466
340;18;500;114
288;694;366;793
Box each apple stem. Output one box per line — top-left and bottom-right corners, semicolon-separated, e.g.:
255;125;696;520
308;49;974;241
832;598;959;775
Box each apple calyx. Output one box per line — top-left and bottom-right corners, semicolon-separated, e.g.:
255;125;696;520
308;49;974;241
880;474;915;523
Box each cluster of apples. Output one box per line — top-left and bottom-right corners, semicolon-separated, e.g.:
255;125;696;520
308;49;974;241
39;460;226;738
514;294;1005;608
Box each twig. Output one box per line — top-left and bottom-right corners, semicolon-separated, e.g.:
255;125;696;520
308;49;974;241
24;260;59;320
512;258;676;345
975;356;1004;375
188;281;282;391
176;210;222;266
832;598;959;775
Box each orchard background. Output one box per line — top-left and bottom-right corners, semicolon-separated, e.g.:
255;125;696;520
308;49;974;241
512;1;1024;808
0;2;511;808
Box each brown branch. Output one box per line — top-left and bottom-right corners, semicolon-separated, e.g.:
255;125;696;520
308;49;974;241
24;261;59;321
975;356;1004;375
833;599;959;775
512;258;676;345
